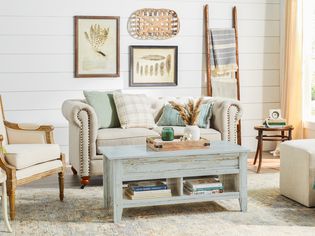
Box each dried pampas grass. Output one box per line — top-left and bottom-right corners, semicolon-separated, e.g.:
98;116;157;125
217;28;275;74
169;97;203;125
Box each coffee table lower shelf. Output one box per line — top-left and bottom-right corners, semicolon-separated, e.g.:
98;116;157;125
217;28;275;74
122;191;240;208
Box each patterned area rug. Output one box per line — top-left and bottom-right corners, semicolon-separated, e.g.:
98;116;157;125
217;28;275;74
1;172;315;235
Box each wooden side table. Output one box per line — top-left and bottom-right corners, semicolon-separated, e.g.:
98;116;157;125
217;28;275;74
253;125;294;173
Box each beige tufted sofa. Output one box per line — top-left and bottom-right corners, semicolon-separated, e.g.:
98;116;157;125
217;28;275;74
62;96;243;187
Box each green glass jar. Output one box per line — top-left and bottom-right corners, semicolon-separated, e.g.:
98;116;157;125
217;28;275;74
161;127;174;141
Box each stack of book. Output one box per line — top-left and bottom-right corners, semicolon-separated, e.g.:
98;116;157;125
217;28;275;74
184;177;223;195
264;118;287;128
125;180;172;200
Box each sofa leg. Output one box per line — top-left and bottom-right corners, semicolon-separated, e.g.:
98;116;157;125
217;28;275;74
58;172;64;201
71;166;78;175
80;176;90;189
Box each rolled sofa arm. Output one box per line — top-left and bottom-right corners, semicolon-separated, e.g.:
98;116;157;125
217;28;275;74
62;100;98;177
211;98;243;144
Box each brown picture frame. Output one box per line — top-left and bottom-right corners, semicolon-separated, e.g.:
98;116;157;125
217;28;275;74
129;45;178;87
74;16;120;78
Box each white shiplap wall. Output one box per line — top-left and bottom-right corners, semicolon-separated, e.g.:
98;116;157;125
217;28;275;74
0;0;280;156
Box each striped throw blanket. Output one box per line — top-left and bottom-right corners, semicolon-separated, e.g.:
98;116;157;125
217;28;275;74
210;29;238;75
212;75;237;99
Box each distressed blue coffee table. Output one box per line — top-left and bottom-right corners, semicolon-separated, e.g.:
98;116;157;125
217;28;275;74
99;141;249;223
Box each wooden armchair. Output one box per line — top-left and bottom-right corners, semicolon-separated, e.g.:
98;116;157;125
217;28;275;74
0;96;65;220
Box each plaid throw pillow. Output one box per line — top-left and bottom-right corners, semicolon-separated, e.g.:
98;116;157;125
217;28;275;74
113;93;156;129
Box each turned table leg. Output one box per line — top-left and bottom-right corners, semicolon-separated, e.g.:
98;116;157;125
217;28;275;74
71;166;78;175
257;130;263;173
58;172;64;201
253;137;260;165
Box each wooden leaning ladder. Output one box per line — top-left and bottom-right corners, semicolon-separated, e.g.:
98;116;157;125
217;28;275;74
204;4;242;145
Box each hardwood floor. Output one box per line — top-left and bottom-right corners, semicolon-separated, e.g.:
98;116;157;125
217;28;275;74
248;151;280;174
18;168;103;189
19;152;279;189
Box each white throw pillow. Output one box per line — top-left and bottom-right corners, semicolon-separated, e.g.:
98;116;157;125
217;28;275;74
113;93;156;129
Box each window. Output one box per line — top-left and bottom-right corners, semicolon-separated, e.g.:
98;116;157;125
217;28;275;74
303;1;315;120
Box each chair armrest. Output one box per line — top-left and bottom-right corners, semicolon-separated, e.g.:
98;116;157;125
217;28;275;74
0;135;16;177
4;121;54;144
211;98;243;143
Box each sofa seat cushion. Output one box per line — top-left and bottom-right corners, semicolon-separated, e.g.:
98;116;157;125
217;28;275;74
96;127;221;156
96;128;159;153
154;126;221;141
4;144;60;170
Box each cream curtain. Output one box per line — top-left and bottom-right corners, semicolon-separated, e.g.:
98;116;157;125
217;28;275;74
281;0;303;139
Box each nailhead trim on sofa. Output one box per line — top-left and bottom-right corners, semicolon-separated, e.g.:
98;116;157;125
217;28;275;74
227;104;240;144
77;108;91;177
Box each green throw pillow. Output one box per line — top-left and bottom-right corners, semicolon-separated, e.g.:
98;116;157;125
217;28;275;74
198;102;214;128
157;102;214;128
157;104;186;126
83;91;120;129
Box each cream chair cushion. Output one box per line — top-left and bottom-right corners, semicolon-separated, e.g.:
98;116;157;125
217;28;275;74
4;144;60;170
16;160;63;180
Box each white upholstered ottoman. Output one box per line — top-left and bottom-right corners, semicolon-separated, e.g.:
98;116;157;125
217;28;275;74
280;139;315;207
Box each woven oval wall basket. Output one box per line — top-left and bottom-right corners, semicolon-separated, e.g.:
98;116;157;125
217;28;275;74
127;8;180;40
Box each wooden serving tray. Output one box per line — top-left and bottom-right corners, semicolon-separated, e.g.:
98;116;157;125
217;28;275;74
146;136;210;151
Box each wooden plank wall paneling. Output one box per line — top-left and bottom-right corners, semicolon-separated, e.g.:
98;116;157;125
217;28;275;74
0;0;280;160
